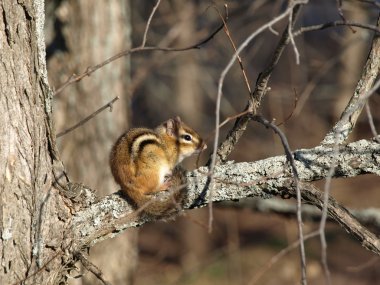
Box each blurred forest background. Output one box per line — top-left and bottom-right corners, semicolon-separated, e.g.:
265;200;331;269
45;0;379;284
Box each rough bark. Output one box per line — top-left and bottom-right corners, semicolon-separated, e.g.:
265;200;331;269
333;5;369;127
0;1;71;284
322;14;380;145
71;138;380;250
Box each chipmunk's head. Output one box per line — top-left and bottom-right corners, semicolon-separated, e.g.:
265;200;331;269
157;116;207;163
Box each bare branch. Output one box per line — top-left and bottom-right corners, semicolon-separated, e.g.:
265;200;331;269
140;0;162;47
220;199;380;230
207;3;305;229
293;20;380;37
346;256;380;272
215;12;380;164
288;1;301;65
320;143;337;285
206;3;253;232
251;115;307;283
365;102;380;142
248;231;320;285
322;14;380;145
214;3;304;164
71;138;380;253
77;253;111;285
56;96;119;138
295;183;380;255
215;4;252;95
53;22;224;96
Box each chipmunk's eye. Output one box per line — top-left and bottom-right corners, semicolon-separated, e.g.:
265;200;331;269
182;134;192;141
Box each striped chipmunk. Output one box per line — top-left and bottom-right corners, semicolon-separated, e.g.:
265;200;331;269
110;116;206;217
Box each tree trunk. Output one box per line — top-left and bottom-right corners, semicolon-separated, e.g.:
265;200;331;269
0;1;71;284
46;0;138;284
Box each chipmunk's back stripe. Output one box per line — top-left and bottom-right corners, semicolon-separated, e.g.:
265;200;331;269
131;132;160;160
138;139;161;154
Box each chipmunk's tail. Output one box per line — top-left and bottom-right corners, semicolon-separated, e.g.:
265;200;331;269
127;166;188;218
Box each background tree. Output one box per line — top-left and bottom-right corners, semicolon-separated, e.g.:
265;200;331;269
46;0;137;283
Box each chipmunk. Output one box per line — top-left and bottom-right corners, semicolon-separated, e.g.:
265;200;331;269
110;116;206;217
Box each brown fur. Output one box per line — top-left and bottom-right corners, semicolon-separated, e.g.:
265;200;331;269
110;118;205;217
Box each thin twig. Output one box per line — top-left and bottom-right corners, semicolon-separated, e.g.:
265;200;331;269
56;96;119;138
346;256;380;272
54;22;224;96
77;253;112;285
276;89;298;126
195;109;257;168
248;231;319;285
361;76;380;100
214;12;380;163
251;115;307;284
214;2;304;164
220;199;380;230
205;4;255;232
12;250;64;285
365;102;380;142
141;0;162;47
294;34;377;115
12;240;74;285
294;53;343;116
319;138;338;285
336;0;356;33
295;183;380;255
214;4;252;94
288;1;301;64
269;25;280;35
218;110;252;130
293;20;380;37
207;2;300;233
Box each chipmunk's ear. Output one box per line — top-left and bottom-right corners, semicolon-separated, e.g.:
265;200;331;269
164;118;176;137
174;116;182;124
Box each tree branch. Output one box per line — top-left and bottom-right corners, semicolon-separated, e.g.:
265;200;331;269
292;183;380;255
220;198;380;230
71;138;380;252
293;20;380;37
214;3;303;164
56;96;119;138
322;13;380;145
54;22;224;96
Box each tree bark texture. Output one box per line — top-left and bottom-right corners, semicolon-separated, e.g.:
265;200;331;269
0;1;71;284
71;138;380;250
